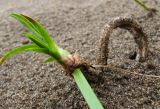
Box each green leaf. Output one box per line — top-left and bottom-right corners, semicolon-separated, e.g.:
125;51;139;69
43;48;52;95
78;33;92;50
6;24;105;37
73;69;104;109
11;13;61;60
0;44;49;64
10;13;43;40
44;57;55;63
23;32;48;48
20;14;61;59
20;14;53;44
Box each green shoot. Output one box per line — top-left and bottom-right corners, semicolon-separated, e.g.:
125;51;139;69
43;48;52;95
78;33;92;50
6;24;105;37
44;57;55;63
0;13;104;109
0;44;49;64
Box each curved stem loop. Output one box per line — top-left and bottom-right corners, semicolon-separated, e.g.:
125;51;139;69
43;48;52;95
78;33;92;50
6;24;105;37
98;17;148;65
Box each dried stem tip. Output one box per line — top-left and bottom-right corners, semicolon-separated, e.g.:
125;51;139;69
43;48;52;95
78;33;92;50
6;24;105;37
0;57;5;65
98;17;148;65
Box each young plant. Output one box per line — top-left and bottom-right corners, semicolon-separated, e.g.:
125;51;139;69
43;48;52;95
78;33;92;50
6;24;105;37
0;13;104;109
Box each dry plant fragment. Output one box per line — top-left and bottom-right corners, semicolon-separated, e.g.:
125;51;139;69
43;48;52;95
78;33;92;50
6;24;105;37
93;64;160;78
98;17;148;65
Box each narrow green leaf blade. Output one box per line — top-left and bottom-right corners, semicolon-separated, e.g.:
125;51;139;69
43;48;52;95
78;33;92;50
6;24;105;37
11;13;61;60
10;13;43;39
44;57;55;63
0;44;49;64
72;69;104;109
21;14;52;42
21;14;61;59
23;32;48;48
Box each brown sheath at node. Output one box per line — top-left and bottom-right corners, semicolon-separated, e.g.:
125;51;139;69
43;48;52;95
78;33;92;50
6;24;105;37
61;54;90;76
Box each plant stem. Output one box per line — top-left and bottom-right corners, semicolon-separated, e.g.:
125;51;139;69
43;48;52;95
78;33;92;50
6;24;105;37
72;68;104;109
98;17;148;65
134;0;150;11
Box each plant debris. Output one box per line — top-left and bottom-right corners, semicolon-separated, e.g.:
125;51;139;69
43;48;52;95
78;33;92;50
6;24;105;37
98;17;148;65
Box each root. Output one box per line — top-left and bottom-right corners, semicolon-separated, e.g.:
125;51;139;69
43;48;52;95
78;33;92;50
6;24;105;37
97;17;148;65
92;65;160;78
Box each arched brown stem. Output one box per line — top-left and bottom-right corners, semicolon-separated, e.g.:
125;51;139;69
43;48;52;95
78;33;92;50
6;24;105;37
97;17;148;65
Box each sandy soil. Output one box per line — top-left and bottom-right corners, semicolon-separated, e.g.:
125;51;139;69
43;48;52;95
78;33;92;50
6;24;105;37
0;0;160;108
